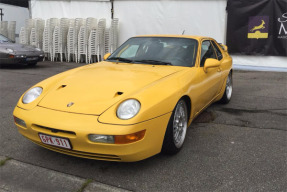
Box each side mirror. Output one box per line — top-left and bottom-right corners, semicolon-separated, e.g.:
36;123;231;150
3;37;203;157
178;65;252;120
203;58;220;73
103;53;111;61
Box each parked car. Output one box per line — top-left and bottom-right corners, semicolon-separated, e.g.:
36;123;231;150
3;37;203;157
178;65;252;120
0;34;44;66
13;35;232;162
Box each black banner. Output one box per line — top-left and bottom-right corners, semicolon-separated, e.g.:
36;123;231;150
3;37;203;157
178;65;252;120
226;0;287;56
1;0;29;8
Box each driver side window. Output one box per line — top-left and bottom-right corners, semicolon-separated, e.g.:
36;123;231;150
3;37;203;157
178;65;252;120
200;40;216;67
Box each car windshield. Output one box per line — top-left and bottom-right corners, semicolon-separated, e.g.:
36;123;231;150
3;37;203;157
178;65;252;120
0;34;12;43
107;37;198;67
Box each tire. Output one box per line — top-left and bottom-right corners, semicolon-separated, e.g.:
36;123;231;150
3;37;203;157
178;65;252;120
27;62;37;67
162;99;188;155
220;72;232;104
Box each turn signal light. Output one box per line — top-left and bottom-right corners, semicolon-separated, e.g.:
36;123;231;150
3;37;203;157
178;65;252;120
9;55;15;58
115;130;146;144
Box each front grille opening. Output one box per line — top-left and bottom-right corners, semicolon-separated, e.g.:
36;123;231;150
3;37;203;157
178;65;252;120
32;124;76;137
35;141;121;161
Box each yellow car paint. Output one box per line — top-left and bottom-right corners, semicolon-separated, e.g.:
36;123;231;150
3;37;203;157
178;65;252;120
13;35;232;162
14;105;171;162
37;62;184;116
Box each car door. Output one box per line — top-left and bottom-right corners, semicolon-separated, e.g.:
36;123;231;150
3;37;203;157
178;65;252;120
210;40;226;93
194;39;222;114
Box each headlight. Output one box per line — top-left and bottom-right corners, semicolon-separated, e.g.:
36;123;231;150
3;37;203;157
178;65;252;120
22;87;43;104
6;48;14;53
116;99;141;120
35;48;42;51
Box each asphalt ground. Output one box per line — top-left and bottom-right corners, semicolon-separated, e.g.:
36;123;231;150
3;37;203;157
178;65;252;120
0;61;286;191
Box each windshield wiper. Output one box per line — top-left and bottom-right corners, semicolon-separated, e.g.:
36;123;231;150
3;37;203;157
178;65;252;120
107;57;133;63
134;59;172;66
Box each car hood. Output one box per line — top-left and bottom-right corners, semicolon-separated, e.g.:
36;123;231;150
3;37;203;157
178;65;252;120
0;42;38;52
38;62;183;115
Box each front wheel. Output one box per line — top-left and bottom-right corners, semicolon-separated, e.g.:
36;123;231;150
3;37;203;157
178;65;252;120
220;72;232;104
162;99;188;155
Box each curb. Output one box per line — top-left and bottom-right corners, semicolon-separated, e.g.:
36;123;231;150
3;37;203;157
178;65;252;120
0;156;130;192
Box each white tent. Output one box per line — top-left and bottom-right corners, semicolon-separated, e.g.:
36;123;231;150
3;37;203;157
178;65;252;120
0;3;29;42
30;0;286;69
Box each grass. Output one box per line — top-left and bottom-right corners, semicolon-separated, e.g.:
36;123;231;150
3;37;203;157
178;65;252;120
77;179;93;192
0;157;12;166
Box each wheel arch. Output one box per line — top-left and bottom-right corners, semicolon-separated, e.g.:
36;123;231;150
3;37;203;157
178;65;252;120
161;95;191;154
180;95;192;123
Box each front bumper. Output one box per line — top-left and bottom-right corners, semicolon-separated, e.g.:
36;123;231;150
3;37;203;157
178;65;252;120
13;106;171;162
0;54;44;65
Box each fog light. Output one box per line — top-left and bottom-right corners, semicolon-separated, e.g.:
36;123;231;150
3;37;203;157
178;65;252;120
15;55;26;58
14;116;26;128
88;134;114;144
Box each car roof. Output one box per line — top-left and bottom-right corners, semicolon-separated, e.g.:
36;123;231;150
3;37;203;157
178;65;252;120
135;34;210;41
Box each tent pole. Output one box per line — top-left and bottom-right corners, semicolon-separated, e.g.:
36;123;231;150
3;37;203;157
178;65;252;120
28;0;32;18
0;9;3;21
111;0;114;19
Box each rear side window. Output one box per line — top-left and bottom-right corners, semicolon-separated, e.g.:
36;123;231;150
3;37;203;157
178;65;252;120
211;41;223;60
200;40;216;67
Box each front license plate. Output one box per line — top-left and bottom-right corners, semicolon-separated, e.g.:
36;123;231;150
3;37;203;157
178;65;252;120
39;133;72;149
26;57;38;61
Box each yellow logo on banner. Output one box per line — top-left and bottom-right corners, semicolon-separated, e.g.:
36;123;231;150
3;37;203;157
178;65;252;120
248;19;269;39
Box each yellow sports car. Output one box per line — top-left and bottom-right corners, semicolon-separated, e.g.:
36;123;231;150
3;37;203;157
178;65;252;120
13;35;232;162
